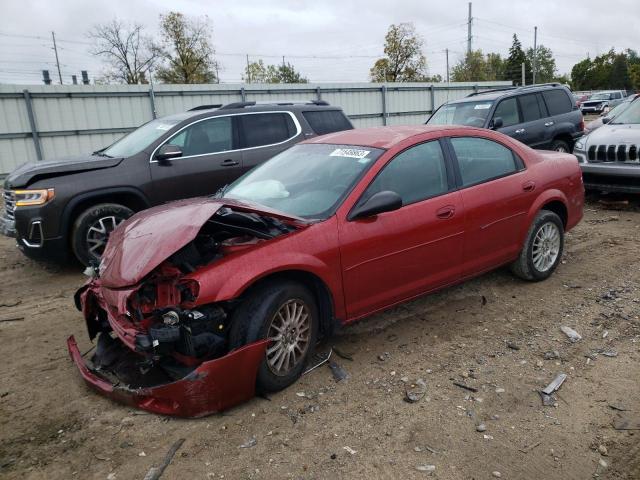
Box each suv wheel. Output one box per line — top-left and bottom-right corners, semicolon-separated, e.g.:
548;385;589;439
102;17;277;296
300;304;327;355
71;203;134;266
550;139;570;153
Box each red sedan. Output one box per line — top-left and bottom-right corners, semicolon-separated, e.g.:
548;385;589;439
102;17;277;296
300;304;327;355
69;125;584;416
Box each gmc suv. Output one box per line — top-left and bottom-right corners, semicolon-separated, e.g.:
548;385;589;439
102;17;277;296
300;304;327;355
426;83;584;152
1;101;353;266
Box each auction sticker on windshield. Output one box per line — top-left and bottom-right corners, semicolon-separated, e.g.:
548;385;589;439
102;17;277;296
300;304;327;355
474;103;492;110
330;148;370;159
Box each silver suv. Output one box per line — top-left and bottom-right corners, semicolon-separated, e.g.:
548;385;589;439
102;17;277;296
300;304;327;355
574;96;640;193
580;90;628;115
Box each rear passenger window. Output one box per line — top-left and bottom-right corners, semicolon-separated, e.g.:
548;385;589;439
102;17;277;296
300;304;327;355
362;141;448;206
542;89;574;116
240;113;297;148
518;94;542;122
493;98;520;127
451;137;517;187
303;110;353;135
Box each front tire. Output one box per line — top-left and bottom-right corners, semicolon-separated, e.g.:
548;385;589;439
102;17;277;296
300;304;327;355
71;203;134;266
510;210;564;281
229;281;319;393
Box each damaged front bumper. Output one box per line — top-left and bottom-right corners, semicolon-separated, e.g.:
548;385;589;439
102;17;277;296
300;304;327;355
67;335;269;417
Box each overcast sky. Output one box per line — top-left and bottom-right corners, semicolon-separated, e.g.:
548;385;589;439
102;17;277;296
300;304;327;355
1;0;639;85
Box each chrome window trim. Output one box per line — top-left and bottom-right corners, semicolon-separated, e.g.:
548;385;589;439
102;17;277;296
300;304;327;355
149;110;302;163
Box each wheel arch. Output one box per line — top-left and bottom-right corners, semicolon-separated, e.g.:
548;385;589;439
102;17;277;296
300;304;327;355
232;269;338;339
520;190;569;246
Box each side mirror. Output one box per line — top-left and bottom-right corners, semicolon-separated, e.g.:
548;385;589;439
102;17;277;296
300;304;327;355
155;144;182;164
349;191;402;221
491;117;503;129
602;116;612;124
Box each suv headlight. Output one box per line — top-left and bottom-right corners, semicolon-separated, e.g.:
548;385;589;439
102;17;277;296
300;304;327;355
14;188;55;207
574;137;587;152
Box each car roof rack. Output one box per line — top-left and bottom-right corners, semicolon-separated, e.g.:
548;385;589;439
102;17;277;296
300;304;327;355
188;104;223;111
218;99;330;110
466;82;563;98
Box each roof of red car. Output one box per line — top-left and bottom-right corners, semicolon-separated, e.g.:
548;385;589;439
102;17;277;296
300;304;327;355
304;125;474;149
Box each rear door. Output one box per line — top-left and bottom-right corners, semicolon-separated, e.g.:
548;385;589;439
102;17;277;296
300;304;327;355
516;93;548;148
447;136;535;277
149;115;242;203
339;140;465;318
239;112;302;173
540;88;579;141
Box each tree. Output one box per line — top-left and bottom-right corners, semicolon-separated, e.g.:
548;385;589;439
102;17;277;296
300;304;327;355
243;60;308;83
155;12;219;84
570;58;593;90
504;34;530;85
609;53;631;89
88;20;158;84
526;45;556;83
450;50;505;82
486;53;506;81
370;23;428;82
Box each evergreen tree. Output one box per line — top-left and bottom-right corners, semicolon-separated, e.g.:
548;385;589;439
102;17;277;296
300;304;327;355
504;34;530;85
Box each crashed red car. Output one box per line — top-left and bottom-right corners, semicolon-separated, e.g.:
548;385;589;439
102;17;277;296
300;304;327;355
69;125;584;417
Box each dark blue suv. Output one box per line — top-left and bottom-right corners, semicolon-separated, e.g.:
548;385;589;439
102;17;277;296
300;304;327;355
427;83;584;152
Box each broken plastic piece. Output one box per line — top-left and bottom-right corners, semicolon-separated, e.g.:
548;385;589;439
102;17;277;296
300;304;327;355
542;373;567;395
560;326;582;342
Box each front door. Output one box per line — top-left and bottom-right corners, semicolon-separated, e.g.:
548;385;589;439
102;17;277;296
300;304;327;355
150;115;243;203
338;140;465;319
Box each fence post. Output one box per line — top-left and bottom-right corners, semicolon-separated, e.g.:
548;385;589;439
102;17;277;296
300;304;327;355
148;88;157;119
381;85;387;126
429;84;435;114
316;86;322;102
240;87;246;102
22;89;43;161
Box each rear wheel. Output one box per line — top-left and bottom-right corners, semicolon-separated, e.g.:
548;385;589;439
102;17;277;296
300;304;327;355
550;139;570;153
229;281;319;393
71;203;133;266
510;210;564;281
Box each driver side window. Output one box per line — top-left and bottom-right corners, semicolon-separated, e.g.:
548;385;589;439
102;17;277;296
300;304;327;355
164;117;233;157
492;98;520;127
362;141;448;206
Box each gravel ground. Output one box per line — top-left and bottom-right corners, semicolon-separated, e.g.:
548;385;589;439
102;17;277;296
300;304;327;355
0;194;639;480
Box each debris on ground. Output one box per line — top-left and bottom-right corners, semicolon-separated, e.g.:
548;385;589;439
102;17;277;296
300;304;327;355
328;360;349;382
476;423;487;432
560;326;582;342
612;415;640;430
543;350;560;360
239;436;257;448
332;346;354;361
453;381;478;393
542;373;567;395
303;349;332;375
343;446;357;455
416;464;436;473
143;438;185;480
405;379;427;403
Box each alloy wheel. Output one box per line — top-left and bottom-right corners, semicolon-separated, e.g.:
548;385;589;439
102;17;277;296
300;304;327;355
86;215;125;258
532;222;561;272
265;299;311;376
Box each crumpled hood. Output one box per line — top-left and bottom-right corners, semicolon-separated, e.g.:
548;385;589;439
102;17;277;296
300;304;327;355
99;197;304;288
4;154;123;189
584;123;640;147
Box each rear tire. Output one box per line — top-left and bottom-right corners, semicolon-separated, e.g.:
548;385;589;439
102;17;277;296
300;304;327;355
229;281;319;393
71;203;133;267
510;210;564;282
550;139;570;153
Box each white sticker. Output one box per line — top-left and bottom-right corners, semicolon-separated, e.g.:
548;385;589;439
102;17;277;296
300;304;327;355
473;104;491;110
152;339;159;347
330;148;370;159
156;124;173;131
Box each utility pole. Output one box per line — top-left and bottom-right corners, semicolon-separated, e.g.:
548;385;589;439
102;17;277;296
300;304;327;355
532;26;538;85
467;2;473;55
446;48;450;83
51;31;62;85
521;62;525;86
282;56;286;69
246;54;250;83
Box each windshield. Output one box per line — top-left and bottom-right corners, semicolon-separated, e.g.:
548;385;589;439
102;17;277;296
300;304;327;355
427;101;493;127
224;143;384;219
589;93;612;101
103;118;182;157
610;99;640;124
605;100;632;119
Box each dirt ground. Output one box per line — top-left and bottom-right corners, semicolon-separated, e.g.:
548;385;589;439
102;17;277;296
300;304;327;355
1;193;639;480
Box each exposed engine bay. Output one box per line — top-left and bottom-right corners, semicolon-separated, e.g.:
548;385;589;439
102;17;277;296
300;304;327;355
70;205;301;415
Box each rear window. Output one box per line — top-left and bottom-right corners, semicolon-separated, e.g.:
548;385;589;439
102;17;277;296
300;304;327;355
240;113;297;148
302;110;353;135
542;89;574;116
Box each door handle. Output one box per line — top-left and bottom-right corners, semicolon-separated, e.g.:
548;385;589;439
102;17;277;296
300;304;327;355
544;121;554;127
436;205;456;219
522;181;536;192
515;128;525;134
220;159;239;167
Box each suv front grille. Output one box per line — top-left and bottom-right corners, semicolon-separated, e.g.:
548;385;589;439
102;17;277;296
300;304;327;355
3;190;15;221
588;144;640;164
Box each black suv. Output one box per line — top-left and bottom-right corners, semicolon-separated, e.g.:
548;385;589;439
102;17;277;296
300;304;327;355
1;101;353;266
426;83;584;152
